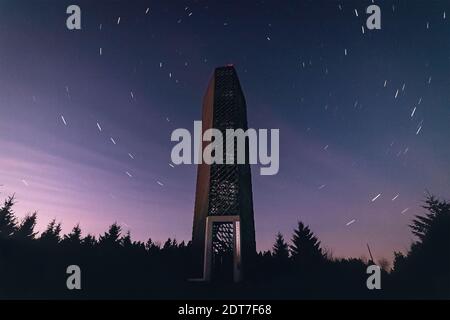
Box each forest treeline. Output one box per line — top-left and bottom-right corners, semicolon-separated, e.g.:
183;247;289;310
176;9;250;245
0;194;449;299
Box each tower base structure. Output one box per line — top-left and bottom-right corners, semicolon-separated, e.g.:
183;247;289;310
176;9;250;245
203;216;242;283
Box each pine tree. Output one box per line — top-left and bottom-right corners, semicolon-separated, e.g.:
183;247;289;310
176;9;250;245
410;195;450;242
39;219;62;245
272;232;289;260
99;223;122;248
133;240;146;252
121;231;133;249
82;234;97;247
163;238;173;250
262;250;272;258
392;195;450;296
289;221;324;265
146;238;160;255
408;196;450;264
0;196;17;238
14;212;38;240
62;224;82;245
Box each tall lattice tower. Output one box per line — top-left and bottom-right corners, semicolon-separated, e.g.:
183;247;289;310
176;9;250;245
191;66;256;282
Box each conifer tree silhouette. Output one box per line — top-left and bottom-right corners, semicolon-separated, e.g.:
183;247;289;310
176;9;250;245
163;238;173;250
62;224;82;246
289;221;324;265
1;193;448;299
0;196;17;238
272;232;289;261
146;238;161;254
121;231;133;249
82;233;97;248
410;195;450;242
98;223;121;248
392;195;450;297
39;219;62;245
14;212;38;241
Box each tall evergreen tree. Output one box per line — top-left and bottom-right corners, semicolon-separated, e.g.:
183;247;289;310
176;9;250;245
98;223;122;247
62;224;82;245
410;195;450;242
14;212;38;240
392;195;450;297
39;219;62;245
0;196;17;238
146;238;160;255
82;233;97;248
272;232;289;260
289;221;324;264
121;231;133;249
163;238;173;250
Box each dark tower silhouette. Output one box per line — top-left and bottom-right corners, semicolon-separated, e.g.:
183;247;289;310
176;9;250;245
191;66;256;281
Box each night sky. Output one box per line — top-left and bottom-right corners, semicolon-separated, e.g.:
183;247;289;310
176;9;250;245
0;0;449;263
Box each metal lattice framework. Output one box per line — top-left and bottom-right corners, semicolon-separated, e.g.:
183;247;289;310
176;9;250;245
211;222;234;254
208;68;243;254
191;66;256;280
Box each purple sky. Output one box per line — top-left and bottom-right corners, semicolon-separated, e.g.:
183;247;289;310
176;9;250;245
1;0;449;263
